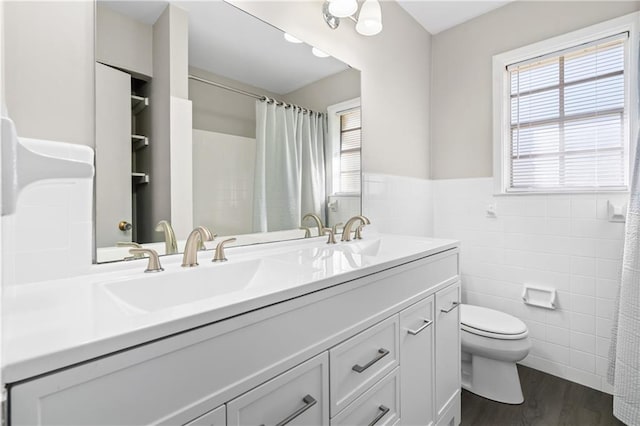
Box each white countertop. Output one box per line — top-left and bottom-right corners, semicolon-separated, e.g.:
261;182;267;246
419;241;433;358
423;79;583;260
2;232;458;384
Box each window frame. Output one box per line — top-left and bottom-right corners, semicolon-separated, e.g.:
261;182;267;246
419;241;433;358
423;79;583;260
492;12;638;195
327;97;362;196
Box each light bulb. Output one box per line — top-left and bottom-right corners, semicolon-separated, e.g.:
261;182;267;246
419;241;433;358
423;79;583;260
328;0;357;18
312;47;330;58
355;0;382;36
283;33;302;44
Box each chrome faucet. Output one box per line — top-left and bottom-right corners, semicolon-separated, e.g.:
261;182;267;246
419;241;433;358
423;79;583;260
341;215;371;242
302;213;325;236
155;220;178;255
182;226;214;267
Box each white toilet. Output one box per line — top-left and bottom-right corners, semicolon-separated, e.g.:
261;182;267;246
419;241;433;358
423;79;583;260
460;304;531;404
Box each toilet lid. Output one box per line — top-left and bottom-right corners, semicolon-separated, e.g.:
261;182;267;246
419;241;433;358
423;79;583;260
460;304;528;339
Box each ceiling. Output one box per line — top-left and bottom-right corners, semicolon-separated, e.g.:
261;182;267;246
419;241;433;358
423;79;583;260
396;0;514;35
99;1;350;95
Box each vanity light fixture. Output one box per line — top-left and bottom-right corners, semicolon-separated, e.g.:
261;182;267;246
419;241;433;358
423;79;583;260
322;0;383;36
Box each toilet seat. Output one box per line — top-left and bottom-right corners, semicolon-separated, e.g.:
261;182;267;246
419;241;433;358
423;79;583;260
461;304;528;340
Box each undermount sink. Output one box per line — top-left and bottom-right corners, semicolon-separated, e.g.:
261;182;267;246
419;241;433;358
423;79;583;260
100;258;317;314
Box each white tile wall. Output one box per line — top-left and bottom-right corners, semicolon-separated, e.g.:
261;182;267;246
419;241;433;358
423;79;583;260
363;173;433;237
2;178;93;286
433;177;628;393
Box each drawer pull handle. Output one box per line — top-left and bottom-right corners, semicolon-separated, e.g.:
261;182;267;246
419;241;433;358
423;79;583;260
261;394;317;426
368;405;390;426
441;301;459;313
352;348;390;373
407;319;433;335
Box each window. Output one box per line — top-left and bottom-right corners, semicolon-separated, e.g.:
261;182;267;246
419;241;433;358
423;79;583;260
493;14;638;193
338;107;361;193
327;98;361;195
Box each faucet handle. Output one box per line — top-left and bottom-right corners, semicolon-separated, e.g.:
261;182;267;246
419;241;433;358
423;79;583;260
212;238;237;262
323;228;337;244
355;224;365;240
299;227;311;238
118;241;144;259
332;223;343;235
129;248;164;273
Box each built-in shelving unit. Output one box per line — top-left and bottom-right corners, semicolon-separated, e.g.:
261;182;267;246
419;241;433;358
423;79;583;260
131;172;149;184
131;134;148;151
130;79;150;186
130;94;148;115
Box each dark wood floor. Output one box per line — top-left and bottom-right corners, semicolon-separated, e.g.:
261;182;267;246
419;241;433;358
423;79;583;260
461;365;624;426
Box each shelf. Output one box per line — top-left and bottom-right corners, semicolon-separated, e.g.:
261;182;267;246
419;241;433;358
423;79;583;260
131;172;149;184
131;95;148;115
131;135;148;151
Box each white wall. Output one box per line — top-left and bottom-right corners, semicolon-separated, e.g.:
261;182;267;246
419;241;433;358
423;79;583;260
433;178;628;392
430;1;640;179
192;130;255;236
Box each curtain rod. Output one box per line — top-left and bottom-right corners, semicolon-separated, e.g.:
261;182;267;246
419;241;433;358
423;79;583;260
188;74;318;114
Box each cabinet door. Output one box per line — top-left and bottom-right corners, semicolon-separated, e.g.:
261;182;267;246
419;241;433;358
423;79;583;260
227;352;329;425
95;62;132;248
435;282;461;423
184;405;225;426
400;296;435;426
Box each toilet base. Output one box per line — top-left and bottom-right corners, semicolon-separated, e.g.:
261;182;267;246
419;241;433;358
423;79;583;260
461;352;524;404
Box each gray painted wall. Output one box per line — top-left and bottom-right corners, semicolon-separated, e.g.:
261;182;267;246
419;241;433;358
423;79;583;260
4;1;94;147
231;1;432;180
283;68;361;113
430;1;640;179
189;66;280;139
96;4;153;78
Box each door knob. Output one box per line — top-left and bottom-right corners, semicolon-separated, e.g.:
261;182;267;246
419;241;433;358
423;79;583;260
118;221;132;231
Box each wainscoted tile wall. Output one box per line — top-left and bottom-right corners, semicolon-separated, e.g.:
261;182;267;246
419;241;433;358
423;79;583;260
363;173;433;237
2;178;93;286
432;177;628;393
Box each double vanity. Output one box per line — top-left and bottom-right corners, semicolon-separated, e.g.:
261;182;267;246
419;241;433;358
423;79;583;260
4;233;461;426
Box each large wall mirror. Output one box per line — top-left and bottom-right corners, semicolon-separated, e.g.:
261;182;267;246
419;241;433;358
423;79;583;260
94;0;362;263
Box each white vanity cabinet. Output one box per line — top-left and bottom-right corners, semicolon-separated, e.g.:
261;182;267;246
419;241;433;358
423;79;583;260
227;353;329;426
434;282;461;426
184;405;226;426
8;248;461;426
400;295;435;426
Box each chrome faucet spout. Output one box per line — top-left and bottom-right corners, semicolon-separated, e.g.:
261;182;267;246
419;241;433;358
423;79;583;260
155;220;178;255
182;226;214;267
302;213;325;236
341;215;371;242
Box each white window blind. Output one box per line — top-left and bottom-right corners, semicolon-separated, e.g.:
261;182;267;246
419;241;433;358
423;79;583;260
339;107;361;193
507;33;628;192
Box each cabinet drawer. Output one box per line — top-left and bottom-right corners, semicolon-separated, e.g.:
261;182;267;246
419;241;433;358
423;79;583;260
184;405;225;426
331;368;400;426
227;352;329;426
330;315;399;416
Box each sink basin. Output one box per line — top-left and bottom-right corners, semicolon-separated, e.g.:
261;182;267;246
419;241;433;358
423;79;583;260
100;259;316;314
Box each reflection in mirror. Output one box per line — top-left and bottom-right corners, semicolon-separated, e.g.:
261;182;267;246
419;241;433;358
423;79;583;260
95;1;362;263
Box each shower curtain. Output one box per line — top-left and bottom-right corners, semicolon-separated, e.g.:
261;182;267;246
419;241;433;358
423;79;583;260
608;130;640;424
253;99;326;233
